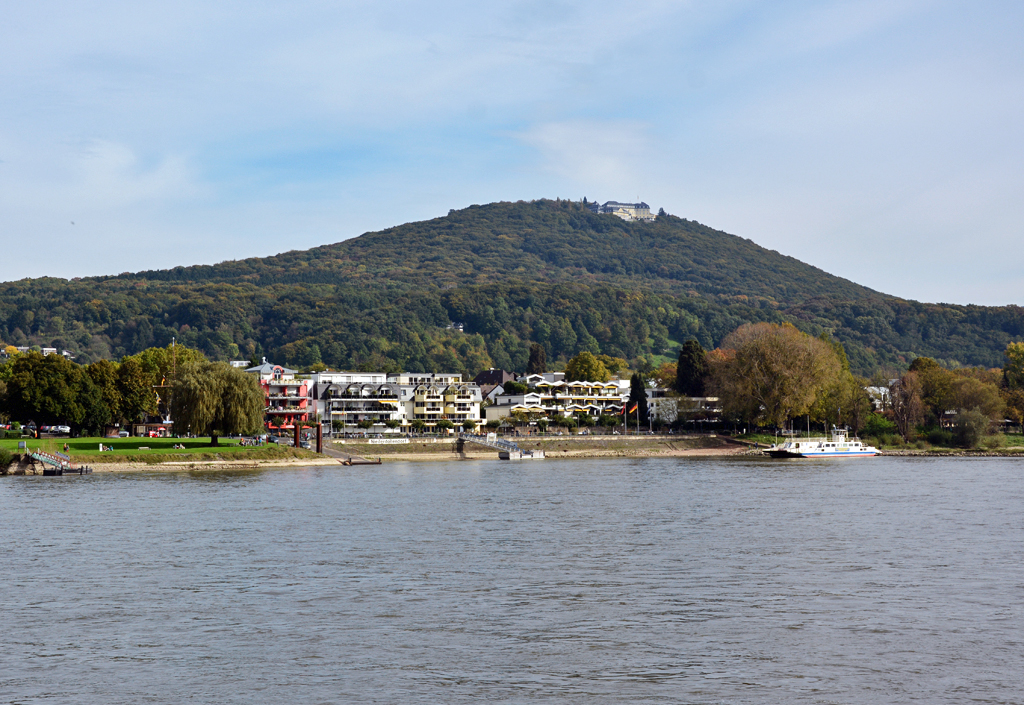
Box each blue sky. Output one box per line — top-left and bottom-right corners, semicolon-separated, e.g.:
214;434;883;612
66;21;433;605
1;0;1022;305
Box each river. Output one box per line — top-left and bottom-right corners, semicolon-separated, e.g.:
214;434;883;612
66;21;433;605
2;456;1022;703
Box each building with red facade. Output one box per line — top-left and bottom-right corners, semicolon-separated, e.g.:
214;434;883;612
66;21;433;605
245;359;310;429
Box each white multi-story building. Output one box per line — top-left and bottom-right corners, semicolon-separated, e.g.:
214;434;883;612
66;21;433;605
306;370;482;433
586;200;656;221
485;377;630;422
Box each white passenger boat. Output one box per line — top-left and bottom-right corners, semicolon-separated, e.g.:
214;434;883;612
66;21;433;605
765;428;877;458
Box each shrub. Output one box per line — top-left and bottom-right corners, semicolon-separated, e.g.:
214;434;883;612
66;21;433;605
953;407;990;448
982;433;1007;450
927;428;954;446
864;413;897;437
0;449;12;471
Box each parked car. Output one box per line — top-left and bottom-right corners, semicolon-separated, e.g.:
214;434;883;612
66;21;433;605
56;425;71;435
118;430;130;437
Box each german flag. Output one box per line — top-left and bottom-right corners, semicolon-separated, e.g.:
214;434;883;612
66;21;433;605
628;403;638;414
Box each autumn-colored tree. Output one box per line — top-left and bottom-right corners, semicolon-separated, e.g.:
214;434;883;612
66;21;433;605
949;376;1004;421
889;372;924;441
564;351;610;382
708;323;842;428
596;354;627;376
652;361;677;390
1004;341;1024;389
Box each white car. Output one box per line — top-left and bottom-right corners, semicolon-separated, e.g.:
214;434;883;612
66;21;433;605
118;430;130;437
56;425;71;434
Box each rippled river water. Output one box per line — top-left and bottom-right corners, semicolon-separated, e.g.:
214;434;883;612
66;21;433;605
2;456;1023;703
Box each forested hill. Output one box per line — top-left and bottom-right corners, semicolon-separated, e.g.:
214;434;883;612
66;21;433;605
122;199;876;304
1;199;1022;375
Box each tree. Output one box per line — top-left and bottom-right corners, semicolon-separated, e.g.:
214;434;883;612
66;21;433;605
117;357;156;425
357;419;373;430
675;340;707;397
170;361;264;445
596;355;627;376
889;372;924;441
953;407;989;448
527;343;547;374
564;351;610;382
411;419;426;433
503;380;529;394
950;376;1004;421
1004;341;1024;389
436;419;455;431
1;351;109;433
628;372;650;424
384;419;401;429
87;359;122;423
708;323;842;428
461;418;476;432
652;361;677;390
128;344;207;389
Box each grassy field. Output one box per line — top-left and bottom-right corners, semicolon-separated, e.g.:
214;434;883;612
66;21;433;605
1;437;318;463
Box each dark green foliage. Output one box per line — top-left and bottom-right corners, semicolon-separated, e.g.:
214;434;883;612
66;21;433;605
1;199;1022;376
502;380;528;394
926;427;954;446
675;340;708;396
863;413;897;438
527;343;546;374
2;351;109;434
0;448;12;470
628;373;649;424
953;407;990;448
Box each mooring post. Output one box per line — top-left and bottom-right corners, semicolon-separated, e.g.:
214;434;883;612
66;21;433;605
316;423;323;454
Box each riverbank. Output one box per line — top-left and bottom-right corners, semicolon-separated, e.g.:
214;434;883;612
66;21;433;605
329;434;751;462
2;435;754;473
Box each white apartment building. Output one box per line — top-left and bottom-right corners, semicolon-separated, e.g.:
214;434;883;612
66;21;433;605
485;377;630;422
305;370;482;433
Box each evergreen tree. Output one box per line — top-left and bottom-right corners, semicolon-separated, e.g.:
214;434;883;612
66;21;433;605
628;372;649;425
527;343;547;374
675;340;708;396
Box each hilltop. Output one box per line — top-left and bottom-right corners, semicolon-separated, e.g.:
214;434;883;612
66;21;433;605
1;199;1022;375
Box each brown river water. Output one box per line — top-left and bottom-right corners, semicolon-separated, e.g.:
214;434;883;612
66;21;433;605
1;456;1022;703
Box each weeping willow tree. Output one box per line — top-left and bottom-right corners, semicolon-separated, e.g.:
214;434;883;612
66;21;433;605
171;362;265;445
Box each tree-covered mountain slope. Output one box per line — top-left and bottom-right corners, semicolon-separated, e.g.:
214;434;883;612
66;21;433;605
1;199;1022;375
123;199;877;305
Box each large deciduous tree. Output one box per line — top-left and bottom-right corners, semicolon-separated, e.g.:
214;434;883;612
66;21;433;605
675;340;708;397
2;351;109;433
708;323;842;428
1004;342;1024;389
564;351;610;382
171;362;264;445
117;357;157;425
889;372;924;441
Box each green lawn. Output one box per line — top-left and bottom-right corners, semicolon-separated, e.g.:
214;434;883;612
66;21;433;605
1;437;316;462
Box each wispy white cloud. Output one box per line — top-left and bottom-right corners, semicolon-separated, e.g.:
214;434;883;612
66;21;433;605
0;0;1022;305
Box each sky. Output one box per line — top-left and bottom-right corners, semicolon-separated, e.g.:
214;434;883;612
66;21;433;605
1;0;1022;305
